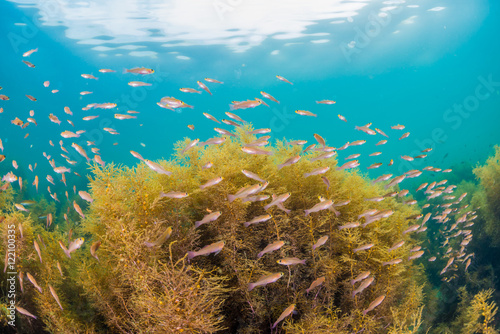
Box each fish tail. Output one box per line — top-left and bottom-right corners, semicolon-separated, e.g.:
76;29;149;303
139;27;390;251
303;173;310;177
304;210;310;216
187;251;196;260
122;68;129;74
263;204;270;210
350;279;355;285
248;283;255;291
277;164;283;170
301;260;306;265
194;221;201;228
362;310;368;316
257;252;263;258
244;222;251;228
312;244;317;250
227;194;236;203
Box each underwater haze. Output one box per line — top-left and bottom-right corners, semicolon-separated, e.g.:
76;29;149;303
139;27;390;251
0;0;500;333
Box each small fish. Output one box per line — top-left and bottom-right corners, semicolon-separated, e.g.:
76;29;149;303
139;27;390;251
306;276;326;293
352;276;374;297
90;241;102;260
56;261;63;276
60;237;85;258
145;160;172;175
363;295;385;315
160;191;189;199
23;48;38;57
81;73;98;80
276;75;293;84
196;81;212;95
187;240;225;260
34;240;42;263
129;81;151;87
277;257;306;266
375;128;388;137
48;285;64;310
403;224;420;235
125;67;154;75
353;243;374;253
26;272;42;293
408;250;424;260
244;214;272;228
22;60;35;68
351;271;370;285
248;272;283;291
144;227;172;248
382;258;402;266
99;69;115;73
204;78;223;84
399;132;410;140
336;160;360;171
200;176;224;190
241;170;266;183
241;146;273;155
195;211;222;228
338;222;360;230
272;304;295;329
388;240;405;252
257;240;285;258
264;192;291;210
16;306;37;319
316;99;336;104
15;203;29;212
114;114;137;120
295;110;317;117
305;199;333;216
312;235;328;250
391;124;405;130
260;91;280;104
78;191;93;203
73;201;85;219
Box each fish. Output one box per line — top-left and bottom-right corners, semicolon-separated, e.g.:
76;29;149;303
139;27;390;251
71;143;90;162
244;214;272;227
81;73;98;80
312;236;328;250
241;146;272;155
248;272;283;291
304;199;333;216
352;276;374;297
16;306;37;319
187;240;225;260
34;240;42;263
230;100;261;110
144;227;172;248
197;81;212;95
90;241;102;260
160;191;189;199
60;237;85;258
363;295;386;315
241;170;266;183
22;60;35;68
73;201;85;219
403;224;420;235
306;276;326;293
351;271;371;285
295;110;317;117
277;257;306;266
200;176;224;190
276;75;293;84
114;114;137;120
48;285;64;310
310;151;336;162
15;203;29;212
195;211;222;228
399;132;410;140
200;78;223;85
125;67;154;74
26;272;42;293
304;166;330;177
367;163;383;169
257;240;285;258
272;304;295;329
316;100;336;104
338;222;360;230
382;258;403;266
129;81;151;87
83;115;99;121
391;124;405;130
408;250;424;260
78;191;93;203
385;174;406;189
145;160;172;175
23;48;38;57
260;91;280;104
264;192;291;210
388;240;405;252
336;160;360;170
353;243;374;253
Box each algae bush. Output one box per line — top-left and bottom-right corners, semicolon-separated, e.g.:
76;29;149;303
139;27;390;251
2;128;499;333
0;123;438;333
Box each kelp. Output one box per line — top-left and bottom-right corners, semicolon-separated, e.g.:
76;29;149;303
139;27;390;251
1;124;438;333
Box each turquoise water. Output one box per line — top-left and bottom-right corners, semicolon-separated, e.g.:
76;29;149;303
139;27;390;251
1;0;500;331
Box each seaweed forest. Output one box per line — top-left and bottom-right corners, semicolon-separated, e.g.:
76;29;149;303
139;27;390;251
1;124;499;333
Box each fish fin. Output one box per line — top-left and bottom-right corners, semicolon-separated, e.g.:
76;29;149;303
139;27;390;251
243;222;251;228
194;221;201;228
248;283;255;291
227;194;236;203
304;210;309;216
257;252;263;258
187;252;196;260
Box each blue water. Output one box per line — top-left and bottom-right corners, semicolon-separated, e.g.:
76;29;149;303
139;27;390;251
0;0;499;200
